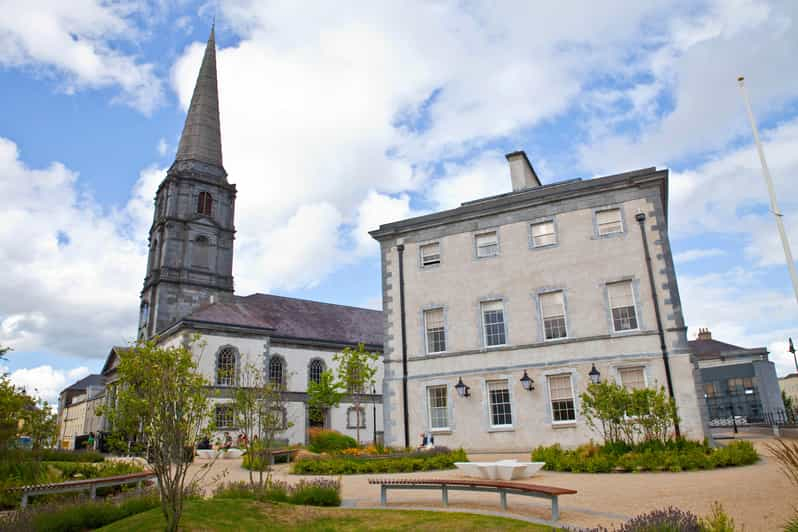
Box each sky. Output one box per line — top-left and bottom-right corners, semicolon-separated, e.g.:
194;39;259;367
1;0;798;404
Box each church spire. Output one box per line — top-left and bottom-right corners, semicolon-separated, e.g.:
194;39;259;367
175;25;224;170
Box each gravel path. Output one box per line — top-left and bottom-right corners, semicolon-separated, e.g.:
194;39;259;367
187;436;793;531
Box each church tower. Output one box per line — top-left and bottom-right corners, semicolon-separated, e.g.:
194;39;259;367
139;27;235;338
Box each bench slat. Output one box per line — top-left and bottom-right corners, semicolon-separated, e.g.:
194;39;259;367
367;477;576;496
8;471;155;493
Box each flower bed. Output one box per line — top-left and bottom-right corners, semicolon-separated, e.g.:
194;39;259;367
531;440;758;473
291;448;467;475
213;478;342;507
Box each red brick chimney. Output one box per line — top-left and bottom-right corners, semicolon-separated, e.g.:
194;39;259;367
697;328;712;341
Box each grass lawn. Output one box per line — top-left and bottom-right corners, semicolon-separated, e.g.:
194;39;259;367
98;498;555;531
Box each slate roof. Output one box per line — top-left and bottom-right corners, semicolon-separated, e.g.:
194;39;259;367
62;374;105;393
184;293;384;348
688;338;767;360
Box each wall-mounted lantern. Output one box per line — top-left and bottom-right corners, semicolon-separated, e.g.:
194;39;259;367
589;364;601;385
454;377;471;398
520;370;535;391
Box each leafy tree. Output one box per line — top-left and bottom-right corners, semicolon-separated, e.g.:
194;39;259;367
102;337;212;532
232;361;293;488
333;343;379;445
307;369;345;426
21;396;57;449
0;374;29;452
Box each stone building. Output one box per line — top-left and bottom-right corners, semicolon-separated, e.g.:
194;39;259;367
120;27;383;445
690;328;784;422
370;152;708;451
56;374;106;450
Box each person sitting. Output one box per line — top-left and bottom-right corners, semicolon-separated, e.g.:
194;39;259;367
197;436;211;450
417;431;435;450
223;432;233;450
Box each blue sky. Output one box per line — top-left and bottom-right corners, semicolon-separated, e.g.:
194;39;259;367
2;0;798;402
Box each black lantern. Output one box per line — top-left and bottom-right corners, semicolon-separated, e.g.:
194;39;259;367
454;377;471;398
588;364;601;384
520;370;535;391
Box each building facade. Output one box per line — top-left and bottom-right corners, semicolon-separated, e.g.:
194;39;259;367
690;329;784;422
371;152;708;451
56;374;106;450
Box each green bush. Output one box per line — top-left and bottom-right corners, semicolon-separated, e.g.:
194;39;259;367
307;429;357;453
32;449;105;463
0;493;159;532
213;479;340;507
531;440;757;473
292;448;467;475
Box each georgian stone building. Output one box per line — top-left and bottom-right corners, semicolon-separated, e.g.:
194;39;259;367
101;27;384;445
371;152;709;451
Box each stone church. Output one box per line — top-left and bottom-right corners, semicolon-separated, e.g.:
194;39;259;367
105;27;384;445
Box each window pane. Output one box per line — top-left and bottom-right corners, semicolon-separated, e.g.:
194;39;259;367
309;360;324;384
482;301;506;346
476;232;498;257
608;281;637;331
548;375;575;422
541;292;567;340
619;367;645;390
269;357;283;386
531;221;557;247
215;405;233;428
597;209;622;235
488;380;512;426
216;348;236;386
428;386;448;429
421;243;441;266
425;308;446;353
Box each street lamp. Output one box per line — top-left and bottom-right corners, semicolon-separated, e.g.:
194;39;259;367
371;385;377;445
589;364;601;385
520;370;535;391
454;377;471;398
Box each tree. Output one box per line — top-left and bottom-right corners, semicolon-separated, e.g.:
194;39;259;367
333;343;379;445
20;396;57;449
231;361;293;488
0;374;29;452
103;337;212;532
307;369;345;427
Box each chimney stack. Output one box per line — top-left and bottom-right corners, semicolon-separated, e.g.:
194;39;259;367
506;151;541;192
697;328;712;341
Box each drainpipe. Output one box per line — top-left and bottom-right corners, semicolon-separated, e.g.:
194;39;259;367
397;244;410;449
635;211;681;438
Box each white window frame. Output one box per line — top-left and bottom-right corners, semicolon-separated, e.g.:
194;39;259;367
426;385;449;431
617;365;647;391
346;406;366;429
596;208;624;236
474;231;499;258
424;308;447;354
547;373;577;425
486;379;513;429
607;280;640;333
539;290;568;341
481;300;507;347
530;220;558;248
419;242;441;268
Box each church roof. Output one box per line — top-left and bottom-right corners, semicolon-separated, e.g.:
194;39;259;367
183;294;384;349
61;374;104;394
175;25;224;169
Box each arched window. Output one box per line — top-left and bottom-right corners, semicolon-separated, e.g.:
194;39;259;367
216;347;237;386
197;191;213;215
192;235;209;269
268;356;285;387
308;359;325;385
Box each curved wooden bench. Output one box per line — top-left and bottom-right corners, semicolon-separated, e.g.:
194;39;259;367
368;477;576;521
7;471;157;508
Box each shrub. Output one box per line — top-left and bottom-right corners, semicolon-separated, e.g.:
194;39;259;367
307;429;357;453
292;448;467;475
32;449;105;463
0;492;159;532
531;440;756;473
617;506;702;531
699;502;736;532
213;478;340;506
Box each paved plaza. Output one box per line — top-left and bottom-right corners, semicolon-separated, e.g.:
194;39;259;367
187;436;794;531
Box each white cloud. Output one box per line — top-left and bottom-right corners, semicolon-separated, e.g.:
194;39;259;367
5;365;90;404
353;191;419;257
674;248;726;264
0;137;157;358
0;0;163;113
157;138;169;157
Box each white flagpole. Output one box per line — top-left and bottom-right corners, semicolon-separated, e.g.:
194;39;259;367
737;76;798;305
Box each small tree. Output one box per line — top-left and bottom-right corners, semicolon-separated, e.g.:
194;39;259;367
103;337;212;532
333;343;379;445
307;369;345;427
21;396;57;449
232;361;293;488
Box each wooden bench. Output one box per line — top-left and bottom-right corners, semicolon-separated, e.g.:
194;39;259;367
7;471;157;508
267;448;298;465
368;477;576;521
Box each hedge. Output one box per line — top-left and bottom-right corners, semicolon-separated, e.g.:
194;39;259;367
306;429;357;454
213;478;341;507
292;448;467;475
531;440;758;473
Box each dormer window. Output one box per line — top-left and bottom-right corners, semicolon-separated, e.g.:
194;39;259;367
197;191;213;216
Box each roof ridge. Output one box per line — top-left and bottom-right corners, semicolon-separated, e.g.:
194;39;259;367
244;293;381;313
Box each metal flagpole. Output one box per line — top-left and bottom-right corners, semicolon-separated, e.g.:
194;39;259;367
737;76;798;305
